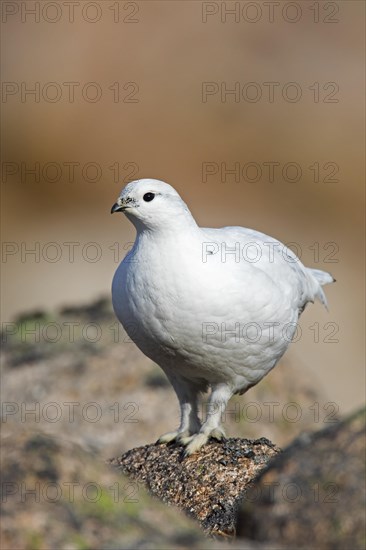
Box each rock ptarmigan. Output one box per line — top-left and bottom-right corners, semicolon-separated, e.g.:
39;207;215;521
111;179;335;455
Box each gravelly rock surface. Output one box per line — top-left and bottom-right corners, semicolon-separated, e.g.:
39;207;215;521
109;437;281;537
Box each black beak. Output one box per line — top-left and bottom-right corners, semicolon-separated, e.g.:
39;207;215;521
111;202;124;214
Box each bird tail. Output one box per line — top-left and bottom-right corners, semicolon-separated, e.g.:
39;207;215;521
308;268;336;310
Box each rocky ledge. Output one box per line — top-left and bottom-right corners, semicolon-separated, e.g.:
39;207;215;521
109;437;280;537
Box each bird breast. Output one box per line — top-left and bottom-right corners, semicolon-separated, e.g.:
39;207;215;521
112;233;298;380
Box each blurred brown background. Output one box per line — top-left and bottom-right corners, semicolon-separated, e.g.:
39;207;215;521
1;0;365;414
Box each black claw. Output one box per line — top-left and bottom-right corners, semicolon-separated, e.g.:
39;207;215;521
179;448;189;461
210;435;227;442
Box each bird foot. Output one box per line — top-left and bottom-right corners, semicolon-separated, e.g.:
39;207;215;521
181;427;226;456
156;429;191;445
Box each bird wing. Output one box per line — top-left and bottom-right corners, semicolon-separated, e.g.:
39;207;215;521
201;225;333;310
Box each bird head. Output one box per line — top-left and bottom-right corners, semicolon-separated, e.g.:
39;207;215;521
111;179;195;231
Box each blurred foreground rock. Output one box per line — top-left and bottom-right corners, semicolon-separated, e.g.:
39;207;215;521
0;428;206;549
237;407;366;549
109;437;280;537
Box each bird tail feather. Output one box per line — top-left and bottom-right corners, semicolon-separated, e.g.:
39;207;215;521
308;268;335;310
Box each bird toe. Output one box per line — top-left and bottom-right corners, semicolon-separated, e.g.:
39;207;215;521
184;433;210;456
210;427;226;441
156;431;181;444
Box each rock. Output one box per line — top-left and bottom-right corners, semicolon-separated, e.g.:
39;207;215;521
237;407;366;549
109;437;280;537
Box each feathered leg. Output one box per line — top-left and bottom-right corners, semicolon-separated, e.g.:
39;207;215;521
157;374;201;444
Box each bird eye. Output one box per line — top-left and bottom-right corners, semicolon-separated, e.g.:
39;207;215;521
143;192;155;202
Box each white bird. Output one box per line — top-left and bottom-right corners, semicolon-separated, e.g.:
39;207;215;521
111;179;335;455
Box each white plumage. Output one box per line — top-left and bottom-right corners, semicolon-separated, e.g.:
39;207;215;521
111;179;334;454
